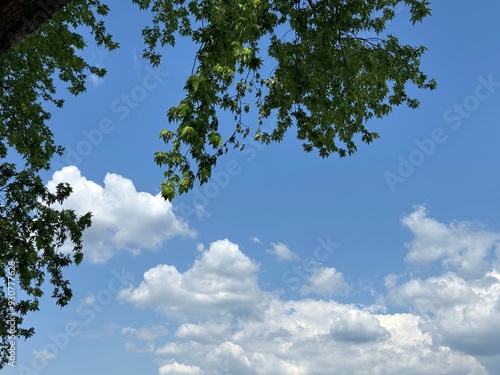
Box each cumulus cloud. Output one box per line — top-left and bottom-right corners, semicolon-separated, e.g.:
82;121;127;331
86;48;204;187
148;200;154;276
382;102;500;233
119;238;489;374
402;205;500;277
387;270;500;356
158;362;203;374
386;206;500;369
385;272;478;314
299;266;348;296
149;297;485;374
175;322;231;345
206;342;252;374
267;242;298;261
46;166;195;263
330;310;390;343
118;239;264;319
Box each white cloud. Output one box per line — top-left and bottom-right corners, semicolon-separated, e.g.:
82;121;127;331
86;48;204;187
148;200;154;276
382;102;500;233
330;309;390;343
386;206;500;370
385;272;478;314
82;293;96;306
89;73;104;86
159;362;203;375
402;205;500;277
46;166;195;263
122;325;169;341
175;322;231;345
299;266;348;296
123;325;164;353
120;238;489;374
251;237;262;244
118;239;264;319
267;242;298;261
149;297;486;374
387;270;500;356
125;341;156;354
376;313;432;345
206;342;252;374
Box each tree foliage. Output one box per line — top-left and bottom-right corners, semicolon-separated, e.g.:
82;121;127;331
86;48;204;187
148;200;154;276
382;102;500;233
137;0;436;200
0;0;435;368
0;0;71;55
0;0;117;368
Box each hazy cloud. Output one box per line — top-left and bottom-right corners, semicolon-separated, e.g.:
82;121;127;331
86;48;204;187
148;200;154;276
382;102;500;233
267;242;298;261
122;325;169;341
299;266;348;296
251;237;262;244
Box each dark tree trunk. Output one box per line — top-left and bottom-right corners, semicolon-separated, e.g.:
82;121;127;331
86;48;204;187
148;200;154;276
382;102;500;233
0;0;71;55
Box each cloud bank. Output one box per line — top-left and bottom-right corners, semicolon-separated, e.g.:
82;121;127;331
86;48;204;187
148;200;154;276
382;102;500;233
118;207;500;373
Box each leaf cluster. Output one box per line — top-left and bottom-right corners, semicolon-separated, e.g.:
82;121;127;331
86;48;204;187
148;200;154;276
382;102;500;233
0;0;116;368
0;164;91;364
135;0;436;200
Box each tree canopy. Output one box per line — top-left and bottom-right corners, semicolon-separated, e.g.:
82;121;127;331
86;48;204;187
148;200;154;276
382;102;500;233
0;0;435;368
145;0;436;199
0;0;116;367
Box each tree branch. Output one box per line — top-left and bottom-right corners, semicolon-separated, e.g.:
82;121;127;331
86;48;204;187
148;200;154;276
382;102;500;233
0;0;72;55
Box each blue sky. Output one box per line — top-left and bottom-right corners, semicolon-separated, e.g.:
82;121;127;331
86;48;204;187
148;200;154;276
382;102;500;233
5;1;500;374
